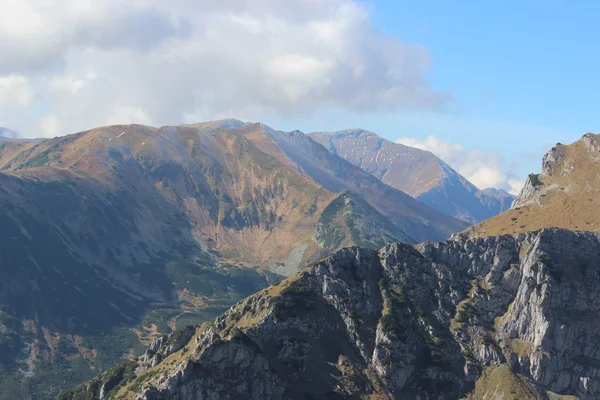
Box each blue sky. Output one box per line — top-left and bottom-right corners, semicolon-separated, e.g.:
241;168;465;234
1;0;596;193
264;0;600;192
267;0;600;191
370;0;597;174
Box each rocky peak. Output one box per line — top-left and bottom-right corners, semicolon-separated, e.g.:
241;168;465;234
582;132;600;152
471;132;600;237
541;143;566;176
62;228;600;400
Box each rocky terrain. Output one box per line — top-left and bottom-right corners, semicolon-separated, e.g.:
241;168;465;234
470;133;600;237
0;120;467;399
310;129;514;223
61;228;600;400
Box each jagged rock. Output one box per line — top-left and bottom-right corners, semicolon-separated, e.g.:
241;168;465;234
62;228;600;400
542;144;565;175
512;174;543;208
582;133;600;152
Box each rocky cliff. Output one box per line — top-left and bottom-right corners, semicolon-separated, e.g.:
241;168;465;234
61;228;600;399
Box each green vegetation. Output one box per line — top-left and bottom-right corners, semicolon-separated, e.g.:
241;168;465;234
378;279;410;335
82;327;146;371
56;360;137;400
315;191;405;250
165;260;273;303
482;333;494;346
528;173;543;187
315;193;349;249
269;280;318;317
128;369;161;394
455;303;476;323
0;355;98;400
463;364;538;400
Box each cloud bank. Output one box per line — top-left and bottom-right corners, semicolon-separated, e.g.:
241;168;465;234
396;135;524;195
0;0;449;137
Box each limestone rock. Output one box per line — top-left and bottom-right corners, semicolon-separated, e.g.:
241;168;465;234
63;229;600;400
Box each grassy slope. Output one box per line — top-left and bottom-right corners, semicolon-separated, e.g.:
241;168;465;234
469;134;600;237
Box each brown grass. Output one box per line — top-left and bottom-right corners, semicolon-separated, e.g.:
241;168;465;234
469;134;600;237
462;364;538;400
510;339;535;358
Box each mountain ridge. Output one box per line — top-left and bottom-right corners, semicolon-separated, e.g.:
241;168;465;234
468;132;600;237
309;129;515;223
0;120;466;399
60;227;600;399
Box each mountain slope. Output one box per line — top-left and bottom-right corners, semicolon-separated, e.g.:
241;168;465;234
63;228;600;399
469;133;600;237
247;124;468;241
309;129;514;223
313;190;414;250
0;119;455;399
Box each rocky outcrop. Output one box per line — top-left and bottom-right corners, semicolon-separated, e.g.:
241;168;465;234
139;326;196;369
512;143;563;208
511;174;544;208
542;144;566;175
60;228;600;400
582;133;600;152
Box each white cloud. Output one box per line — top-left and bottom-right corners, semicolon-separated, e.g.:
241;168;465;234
105;106;152;126
0;0;449;137
40;114;60;137
396;135;524;195
0;75;35;107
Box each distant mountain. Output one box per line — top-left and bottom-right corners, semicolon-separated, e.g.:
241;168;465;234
309;129;514;223
313;190;414;250
253;124;467;243
0;127;19;139
0;119;466;399
469;132;600;237
475;188;515;216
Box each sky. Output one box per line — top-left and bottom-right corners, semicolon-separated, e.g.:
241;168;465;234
0;0;597;194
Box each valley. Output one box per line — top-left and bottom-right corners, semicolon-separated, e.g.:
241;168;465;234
0;120;471;399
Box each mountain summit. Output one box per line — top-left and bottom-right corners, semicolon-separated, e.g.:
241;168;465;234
469;133;600;237
309;129;514;223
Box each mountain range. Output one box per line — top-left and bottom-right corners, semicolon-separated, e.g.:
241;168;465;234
309;129;515;223
0;119;475;399
58;129;600;400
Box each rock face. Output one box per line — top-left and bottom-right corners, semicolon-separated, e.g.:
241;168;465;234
309;129;515;223
62;228;600;400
